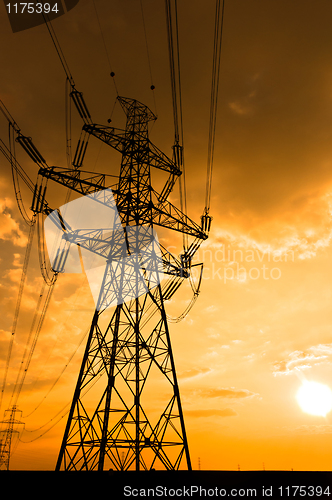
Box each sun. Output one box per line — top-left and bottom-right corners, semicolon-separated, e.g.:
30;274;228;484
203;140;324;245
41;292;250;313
296;381;332;417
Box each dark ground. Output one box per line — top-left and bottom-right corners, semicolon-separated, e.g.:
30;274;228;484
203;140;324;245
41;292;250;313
0;470;331;499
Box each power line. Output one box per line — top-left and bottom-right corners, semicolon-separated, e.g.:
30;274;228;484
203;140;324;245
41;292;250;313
10;282;47;409
20;370;104;443
65;77;72;171
10;279;56;408
43;14;75;88
9;123;35;226
0;220;36;415
165;0;188;249
205;0;225;214
165;0;181;144
23;325;89;418
43;15;93;125
139;0;157;115
92;0;119;96
37;212;58;286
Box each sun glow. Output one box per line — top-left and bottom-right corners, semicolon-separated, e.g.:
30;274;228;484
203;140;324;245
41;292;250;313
296;381;332;417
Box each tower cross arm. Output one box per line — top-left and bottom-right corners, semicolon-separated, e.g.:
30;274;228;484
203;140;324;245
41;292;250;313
82;124;127;154
146;191;207;240
38;166;119;198
83;123;181;177
148;142;181;176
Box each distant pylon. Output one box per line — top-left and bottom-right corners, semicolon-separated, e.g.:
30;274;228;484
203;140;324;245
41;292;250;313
0;405;24;470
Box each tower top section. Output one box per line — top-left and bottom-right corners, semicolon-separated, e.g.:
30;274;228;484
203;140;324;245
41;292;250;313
117;96;157;126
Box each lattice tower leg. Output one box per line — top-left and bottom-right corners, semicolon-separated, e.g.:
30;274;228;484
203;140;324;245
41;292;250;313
55;286;191;471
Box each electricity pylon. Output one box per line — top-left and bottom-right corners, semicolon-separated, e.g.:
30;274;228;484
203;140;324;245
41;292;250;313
52;96;209;471
0;406;24;470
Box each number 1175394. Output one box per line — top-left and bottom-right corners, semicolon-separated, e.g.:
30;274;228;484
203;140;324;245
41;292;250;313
6;3;59;14
279;486;331;497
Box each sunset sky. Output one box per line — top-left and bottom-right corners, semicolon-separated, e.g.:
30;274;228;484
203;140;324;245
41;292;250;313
1;0;332;471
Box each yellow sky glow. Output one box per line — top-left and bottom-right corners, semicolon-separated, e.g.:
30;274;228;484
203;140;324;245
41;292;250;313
1;0;332;472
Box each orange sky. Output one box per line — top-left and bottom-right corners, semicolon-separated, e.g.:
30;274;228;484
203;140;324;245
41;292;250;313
1;0;332;471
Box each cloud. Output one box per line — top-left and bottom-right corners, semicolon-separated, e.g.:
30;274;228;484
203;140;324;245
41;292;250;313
202;190;332;265
273;344;332;376
13;253;22;267
5;267;23;284
209;220;332;263
185;408;237;418
229;100;253;116
178;367;212;380
196;387;259;399
0;198;28;247
287;425;332;435
228;86;257;116
0;329;11;361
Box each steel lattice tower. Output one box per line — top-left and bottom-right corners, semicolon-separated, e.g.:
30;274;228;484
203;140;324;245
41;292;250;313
0;406;24;470
53;97;208;471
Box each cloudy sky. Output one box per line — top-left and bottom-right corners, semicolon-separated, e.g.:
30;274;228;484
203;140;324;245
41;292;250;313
1;0;332;471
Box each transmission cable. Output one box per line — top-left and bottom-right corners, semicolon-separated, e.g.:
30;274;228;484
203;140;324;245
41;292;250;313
164;0;188;250
65;77;72;171
43;14;75;88
0;219;36;415
165;0;181;144
0;137;34;193
37;212;58;286
8;281;46;409
204;0;225;215
10;279;57;408
23;324;89;418
8;123;35;225
139;0;157;115
20;370;104;442
92;0;119;96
